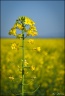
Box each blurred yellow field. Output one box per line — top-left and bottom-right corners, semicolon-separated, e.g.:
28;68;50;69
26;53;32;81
1;38;64;96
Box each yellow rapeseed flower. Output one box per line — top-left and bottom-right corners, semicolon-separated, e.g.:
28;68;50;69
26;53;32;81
9;28;16;36
30;25;37;31
36;47;41;52
30;19;35;25
9;76;14;80
16;23;23;30
26;30;32;36
11;43;18;50
24;18;30;25
16;34;22;39
24;60;28;66
28;39;34;44
24;17;35;26
31;31;38;36
31;66;35;71
8;16;38;37
27;30;38;36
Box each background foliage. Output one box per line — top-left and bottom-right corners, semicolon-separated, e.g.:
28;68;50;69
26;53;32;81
1;38;64;96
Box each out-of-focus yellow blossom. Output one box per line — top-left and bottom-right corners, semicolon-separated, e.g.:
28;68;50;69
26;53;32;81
16;34;22;39
33;47;41;52
33;48;36;50
43;82;48;88
31;66;35;71
18;65;20;68
43;51;48;56
28;39;34;44
24;60;28;66
56;77;62;81
25;71;28;75
47;65;53;69
36;47;41;52
59;70;64;75
8;28;16;36
33;76;36;79
6;52;13;62
48;79;52;83
9;76;14;80
50;55;55;60
8;69;13;74
11;43;18;50
53;88;57;91
39;59;44;65
19;76;22;79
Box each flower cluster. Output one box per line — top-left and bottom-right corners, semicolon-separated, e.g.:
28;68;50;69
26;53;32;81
11;43;19;50
8;28;16;36
31;65;35;71
9;76;14;80
33;47;41;52
8;16;38;38
28;39;34;44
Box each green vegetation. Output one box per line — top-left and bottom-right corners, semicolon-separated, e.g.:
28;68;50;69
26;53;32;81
1;38;64;96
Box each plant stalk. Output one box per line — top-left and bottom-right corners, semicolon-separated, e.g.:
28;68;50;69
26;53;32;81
22;30;24;96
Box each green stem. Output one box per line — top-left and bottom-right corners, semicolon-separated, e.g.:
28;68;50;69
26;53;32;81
22;30;24;96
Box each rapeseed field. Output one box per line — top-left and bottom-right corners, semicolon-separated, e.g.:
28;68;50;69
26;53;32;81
1;38;64;96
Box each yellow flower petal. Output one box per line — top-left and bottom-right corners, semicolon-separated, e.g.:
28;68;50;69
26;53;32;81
9;28;16;36
16;23;23;30
11;43;18;50
37;47;41;52
24;17;35;26
31;66;35;71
